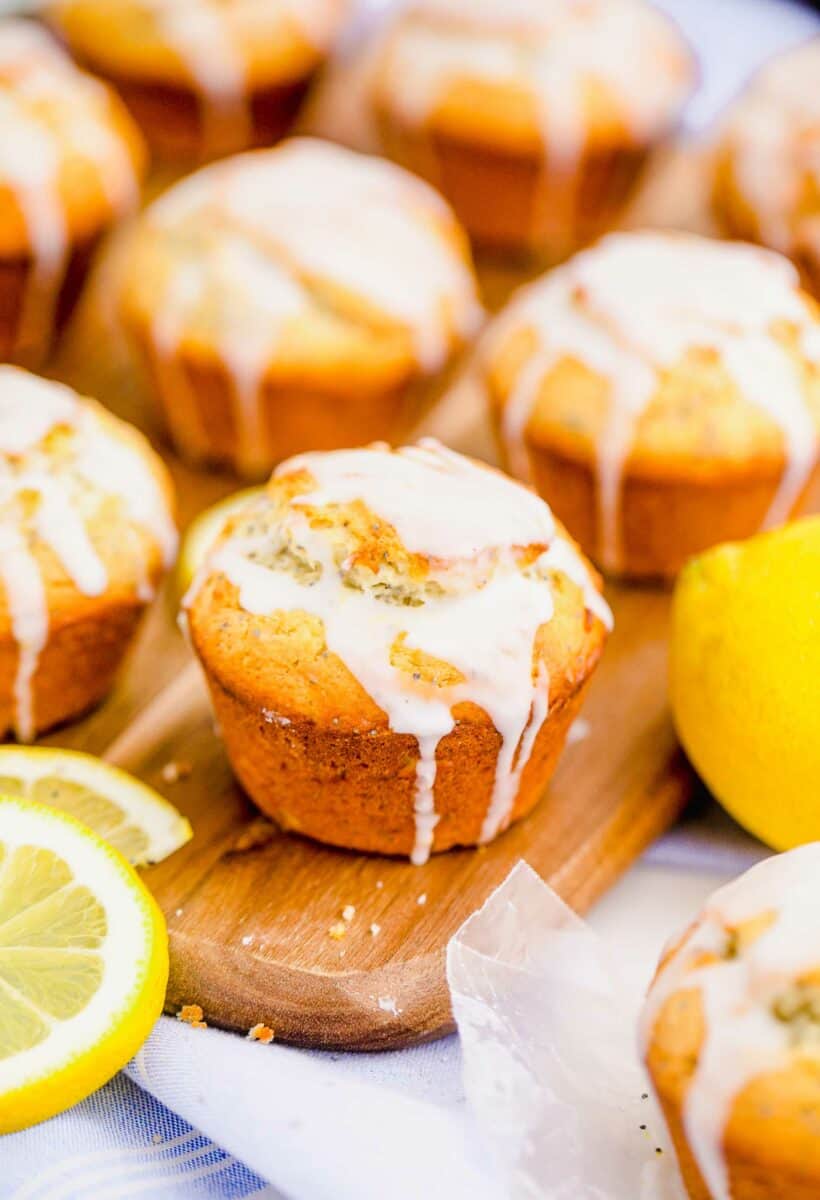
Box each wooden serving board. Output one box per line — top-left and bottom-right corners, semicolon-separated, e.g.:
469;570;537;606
31;149;709;1050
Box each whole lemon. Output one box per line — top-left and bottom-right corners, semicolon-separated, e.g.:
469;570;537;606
671;516;820;850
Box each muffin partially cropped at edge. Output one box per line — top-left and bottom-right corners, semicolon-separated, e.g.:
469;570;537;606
183;439;611;863
48;0;350;161
117;138;482;478
0;367;177;742
484;231;820;579
713;39;820;298
641;844;820;1200
369;0;694;260
0;20;145;367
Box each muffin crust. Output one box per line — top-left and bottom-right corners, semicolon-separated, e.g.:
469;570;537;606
185;440;610;861
485;232;820;578
119;139;481;477
0;368;177;741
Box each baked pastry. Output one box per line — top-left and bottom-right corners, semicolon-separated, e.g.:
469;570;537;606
369;0;694;259
0;20;145;366
484;231;820;579
183;439;610;862
0;367;177;741
48;0;350;161
713;39;820;297
118;138;482;478
641;844;820;1200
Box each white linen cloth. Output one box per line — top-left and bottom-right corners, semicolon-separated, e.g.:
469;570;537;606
2;0;818;1195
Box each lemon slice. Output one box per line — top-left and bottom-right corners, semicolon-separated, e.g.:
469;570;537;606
0;747;191;867
177;486;264;596
0;797;168;1133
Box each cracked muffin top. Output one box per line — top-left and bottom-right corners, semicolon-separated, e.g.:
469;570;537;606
184;439;610;860
641;844;820;1200
119;138;482;392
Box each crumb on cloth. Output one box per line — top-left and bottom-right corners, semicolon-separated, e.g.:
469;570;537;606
247;1023;275;1044
177;1004;207;1029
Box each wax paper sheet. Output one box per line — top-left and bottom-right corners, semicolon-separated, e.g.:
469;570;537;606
447;862;687;1200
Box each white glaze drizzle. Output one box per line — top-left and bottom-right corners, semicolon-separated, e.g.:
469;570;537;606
126;0;344;153
0;367;177;741
722;40;820;260
639;844;820;1200
0;21;139;362
186;439;610;862
377;0;692;167
144;139;482;467
493;232;820;571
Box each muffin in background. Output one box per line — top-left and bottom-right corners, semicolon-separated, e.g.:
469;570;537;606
183;439;610;863
484;231;820;580
47;0;350;162
713;39;820;298
118;138;482;478
641;844;820;1200
369;0;694;261
0;20;145;367
0;367;177;742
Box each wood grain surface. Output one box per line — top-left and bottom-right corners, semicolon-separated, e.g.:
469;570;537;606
29;148;710;1050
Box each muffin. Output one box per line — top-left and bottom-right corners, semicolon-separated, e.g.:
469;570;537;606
0;20;145;367
0;367;177;741
484;231;820;579
713;40;820;298
641;844;820;1200
48;0;350;161
369;0;694;260
118;138;482;478
183;438;611;863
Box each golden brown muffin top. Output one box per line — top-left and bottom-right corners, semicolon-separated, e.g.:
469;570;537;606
48;0;349;91
640;844;820;1200
186;439;610;860
0;20;145;260
715;39;820;270
485;232;820;567
0;367;176;633
371;0;694;158
119;137;481;417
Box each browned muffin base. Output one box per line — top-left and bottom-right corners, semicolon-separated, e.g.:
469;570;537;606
516;439;820;579
137;337;446;479
202;664;595;858
0;228;105;368
0;599;145;741
76;65;313;160
376;113;651;261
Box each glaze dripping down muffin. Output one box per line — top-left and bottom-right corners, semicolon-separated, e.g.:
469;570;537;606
48;0;350;160
641;845;820;1200
713;39;820;297
184;439;610;863
0;20;145;366
118;138;482;478
0;367;177;741
484;231;820;578
370;0;694;258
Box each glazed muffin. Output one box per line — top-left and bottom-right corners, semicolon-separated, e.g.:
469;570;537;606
118;138;482;478
183;439;610;863
369;0;694;260
713;40;820;298
0;20;145;367
0;367;177;742
641;844;820;1200
484;232;820;579
48;0;350;161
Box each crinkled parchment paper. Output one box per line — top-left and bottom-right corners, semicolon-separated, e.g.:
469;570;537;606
447;862;687;1200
